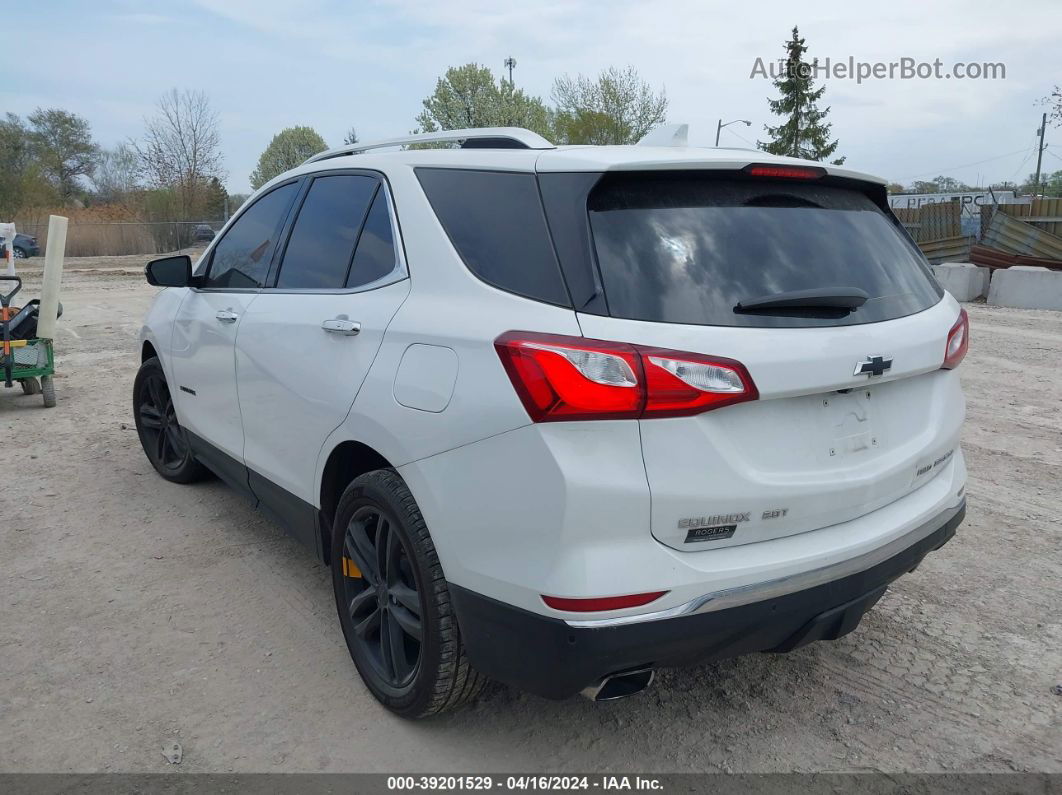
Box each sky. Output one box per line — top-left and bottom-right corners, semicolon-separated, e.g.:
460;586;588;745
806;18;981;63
3;0;1060;194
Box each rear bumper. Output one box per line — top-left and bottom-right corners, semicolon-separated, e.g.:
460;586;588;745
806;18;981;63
450;500;964;700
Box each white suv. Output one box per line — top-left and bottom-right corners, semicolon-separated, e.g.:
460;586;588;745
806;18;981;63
136;127;968;718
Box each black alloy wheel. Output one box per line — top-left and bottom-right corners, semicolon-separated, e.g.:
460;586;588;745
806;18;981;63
341;505;424;693
132;357;209;483
330;469;486;717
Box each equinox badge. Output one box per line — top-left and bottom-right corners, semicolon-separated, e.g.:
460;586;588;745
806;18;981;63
854;355;893;377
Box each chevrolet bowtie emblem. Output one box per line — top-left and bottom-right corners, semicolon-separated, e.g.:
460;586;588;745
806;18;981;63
854;355;893;377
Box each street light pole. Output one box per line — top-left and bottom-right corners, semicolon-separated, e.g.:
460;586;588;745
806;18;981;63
716;118;752;147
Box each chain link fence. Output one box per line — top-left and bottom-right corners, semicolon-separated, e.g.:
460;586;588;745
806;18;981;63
14;219;227;258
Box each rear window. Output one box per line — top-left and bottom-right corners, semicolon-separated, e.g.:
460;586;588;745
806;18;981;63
588;174;941;328
416;168;571;306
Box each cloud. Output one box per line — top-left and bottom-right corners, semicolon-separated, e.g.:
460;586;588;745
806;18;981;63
2;0;1058;191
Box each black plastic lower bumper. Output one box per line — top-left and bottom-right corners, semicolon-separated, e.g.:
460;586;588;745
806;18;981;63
450;501;964;700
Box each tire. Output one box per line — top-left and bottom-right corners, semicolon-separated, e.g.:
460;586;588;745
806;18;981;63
13;247;27;259
132;357;209;483
20;377;40;395
331;469;486;718
40;375;56;408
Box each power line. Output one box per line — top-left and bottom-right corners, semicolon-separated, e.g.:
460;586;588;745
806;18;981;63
726;128;1045;185
1006;141;1040;185
896;146;1035;182
723;126;757;148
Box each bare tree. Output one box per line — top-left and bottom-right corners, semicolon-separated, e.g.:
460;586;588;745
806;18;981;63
1044;85;1062;127
93;143;141;201
133;89;224;219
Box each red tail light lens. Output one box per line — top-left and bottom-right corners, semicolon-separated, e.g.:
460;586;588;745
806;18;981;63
744;164;826;180
541;591;667;612
494;332;643;421
942;308;969;370
640;348;758;417
494;332;758;421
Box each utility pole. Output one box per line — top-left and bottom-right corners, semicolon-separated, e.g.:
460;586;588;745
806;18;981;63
1033;112;1048;197
504;56;517;86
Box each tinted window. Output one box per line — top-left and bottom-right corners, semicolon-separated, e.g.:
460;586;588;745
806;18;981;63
416;168;570;306
277;175;377;289
588;175;941;328
207;182;297;288
346;190;397;288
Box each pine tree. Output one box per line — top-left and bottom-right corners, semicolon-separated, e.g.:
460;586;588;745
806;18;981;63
759;27;844;164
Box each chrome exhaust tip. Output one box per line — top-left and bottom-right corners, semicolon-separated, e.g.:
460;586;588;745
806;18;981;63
580;668;655;702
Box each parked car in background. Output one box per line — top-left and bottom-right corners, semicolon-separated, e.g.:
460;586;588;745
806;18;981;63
0;233;39;258
192;224;215;243
135;126;968;719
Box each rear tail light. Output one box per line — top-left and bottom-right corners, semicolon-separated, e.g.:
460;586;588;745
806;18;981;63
641;349;757;417
541;591;667;612
494;331;758;421
494;333;643;421
942;309;969;370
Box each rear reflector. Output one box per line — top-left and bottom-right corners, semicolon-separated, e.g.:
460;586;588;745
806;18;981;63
942;308;969;369
744;164;826;180
541;591;667;612
495;331;758;421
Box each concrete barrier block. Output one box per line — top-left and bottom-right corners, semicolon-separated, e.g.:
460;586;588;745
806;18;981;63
987;266;1062;310
931;262;991;302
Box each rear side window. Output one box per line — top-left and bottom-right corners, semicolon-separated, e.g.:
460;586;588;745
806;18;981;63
588;174;941;328
277;175;377;289
346;190;397;288
416;168;570;306
207;181;297;289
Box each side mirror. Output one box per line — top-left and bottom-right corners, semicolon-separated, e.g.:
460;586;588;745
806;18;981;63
146;255;194;287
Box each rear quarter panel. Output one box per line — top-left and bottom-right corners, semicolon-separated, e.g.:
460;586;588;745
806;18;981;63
314;163;583;490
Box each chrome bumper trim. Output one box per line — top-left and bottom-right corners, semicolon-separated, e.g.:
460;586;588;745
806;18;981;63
565;502;963;629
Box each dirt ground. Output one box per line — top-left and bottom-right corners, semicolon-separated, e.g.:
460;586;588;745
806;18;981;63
1;256;1059;774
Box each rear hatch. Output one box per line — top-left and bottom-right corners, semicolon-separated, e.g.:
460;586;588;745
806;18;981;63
574;169;964;551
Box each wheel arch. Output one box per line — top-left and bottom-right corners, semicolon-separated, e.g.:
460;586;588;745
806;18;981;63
141;340;158;363
318;439;395;564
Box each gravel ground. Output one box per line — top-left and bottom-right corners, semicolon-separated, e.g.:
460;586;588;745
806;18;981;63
1;262;1059;774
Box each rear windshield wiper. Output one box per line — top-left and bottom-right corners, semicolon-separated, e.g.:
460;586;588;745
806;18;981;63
734;287;869;313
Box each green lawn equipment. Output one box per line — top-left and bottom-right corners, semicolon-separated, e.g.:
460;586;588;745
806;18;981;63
1;276;57;408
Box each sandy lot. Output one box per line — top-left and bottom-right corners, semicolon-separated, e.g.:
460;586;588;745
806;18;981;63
1;259;1059;774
